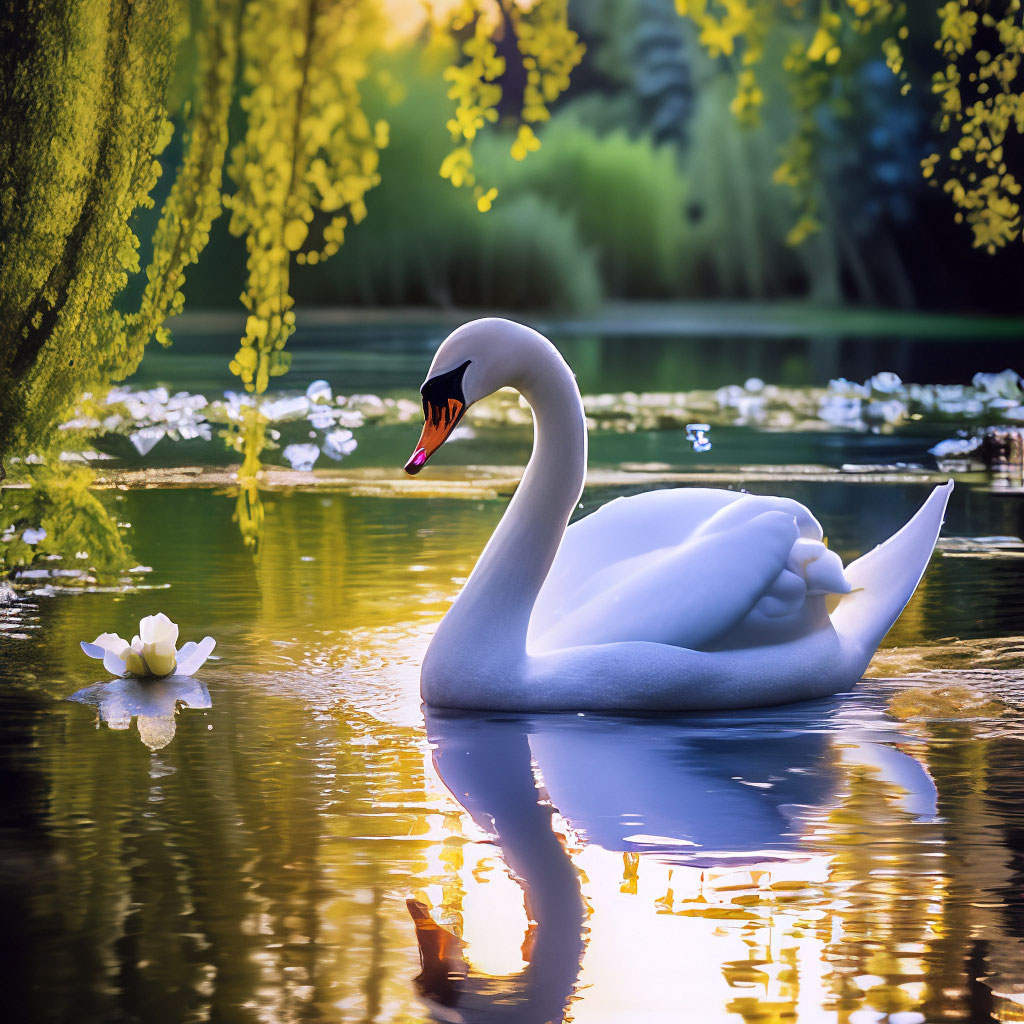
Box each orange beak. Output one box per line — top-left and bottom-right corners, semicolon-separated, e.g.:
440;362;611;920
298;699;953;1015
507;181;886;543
404;397;466;475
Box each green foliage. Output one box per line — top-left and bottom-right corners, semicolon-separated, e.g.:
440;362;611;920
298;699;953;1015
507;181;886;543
1;461;132;580
675;0;1024;255
680;71;829;300
0;0;185;461
292;54;601;312
129;0;240;356
452;193;603;311
477;111;689;297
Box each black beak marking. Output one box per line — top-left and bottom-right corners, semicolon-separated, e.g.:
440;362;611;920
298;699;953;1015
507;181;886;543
420;359;471;430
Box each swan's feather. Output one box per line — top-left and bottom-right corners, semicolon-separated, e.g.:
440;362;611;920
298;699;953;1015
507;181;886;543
532;510;801;652
532;488;821;637
531;491;841;652
531;488;742;631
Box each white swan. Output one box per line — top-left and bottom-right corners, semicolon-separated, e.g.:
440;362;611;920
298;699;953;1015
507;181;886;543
404;318;952;711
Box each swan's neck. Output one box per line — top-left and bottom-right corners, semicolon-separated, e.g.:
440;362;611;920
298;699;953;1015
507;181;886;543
430;338;586;669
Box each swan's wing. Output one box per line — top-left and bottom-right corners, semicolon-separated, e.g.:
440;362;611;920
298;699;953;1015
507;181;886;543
532;510;802;653
533;488;788;635
539;489;741;609
532;490;835;649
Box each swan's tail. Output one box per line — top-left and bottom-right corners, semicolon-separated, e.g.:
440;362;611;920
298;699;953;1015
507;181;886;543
830;481;953;674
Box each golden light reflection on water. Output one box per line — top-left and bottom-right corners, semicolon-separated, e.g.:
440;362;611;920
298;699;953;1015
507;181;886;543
4;486;1024;1022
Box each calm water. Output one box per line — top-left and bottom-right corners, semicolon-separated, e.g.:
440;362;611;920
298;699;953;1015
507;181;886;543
3;479;1024;1023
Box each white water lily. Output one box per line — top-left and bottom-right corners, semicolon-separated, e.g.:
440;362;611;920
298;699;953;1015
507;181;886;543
81;613;215;679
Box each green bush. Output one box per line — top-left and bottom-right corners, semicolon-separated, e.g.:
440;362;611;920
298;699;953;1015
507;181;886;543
446;193;602;311
477;111;689;297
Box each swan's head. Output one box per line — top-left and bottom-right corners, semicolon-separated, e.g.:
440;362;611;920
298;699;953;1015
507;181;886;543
404;318;534;474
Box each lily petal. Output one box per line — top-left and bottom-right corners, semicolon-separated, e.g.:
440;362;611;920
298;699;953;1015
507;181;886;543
175;641;198;664
102;649;128;677
139;612;178;647
175;636;216;677
141;647;177;677
124;650;147;677
81;641;108;660
91;632;131;659
139;614;178;676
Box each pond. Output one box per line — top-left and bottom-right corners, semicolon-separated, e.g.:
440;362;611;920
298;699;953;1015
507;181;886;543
3;314;1024;1023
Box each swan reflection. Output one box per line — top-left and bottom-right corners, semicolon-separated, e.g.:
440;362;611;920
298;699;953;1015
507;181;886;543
67;675;212;750
415;693;938;1022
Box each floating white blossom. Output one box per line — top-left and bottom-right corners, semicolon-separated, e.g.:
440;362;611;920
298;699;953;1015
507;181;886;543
261;395;309;422
685;423;712;452
130;426;166;455
818;394;864;428
336;409;365;429
929;437;981;458
283;443;320;470
219;391;255;422
21;527;46;545
866;399;907;425
308;406;339;430
323;429;357;460
81;612;215;679
306;379;332;402
348;393;386;413
59;416;102;431
972;369;1021;400
867;371;902;394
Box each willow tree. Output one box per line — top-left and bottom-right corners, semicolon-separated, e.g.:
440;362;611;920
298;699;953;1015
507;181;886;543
0;0;582;556
0;0;186;461
674;0;1024;254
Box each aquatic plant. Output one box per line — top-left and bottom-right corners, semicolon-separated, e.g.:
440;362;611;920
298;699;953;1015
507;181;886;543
81;612;216;678
50;366;1024;480
0;458;134;584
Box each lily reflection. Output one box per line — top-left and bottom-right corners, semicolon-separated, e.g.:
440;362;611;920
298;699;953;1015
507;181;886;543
67;674;212;750
417;695;938;1023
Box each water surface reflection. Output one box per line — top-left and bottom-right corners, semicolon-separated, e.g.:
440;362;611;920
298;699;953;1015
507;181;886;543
2;484;1024;1021
420;696;945;1023
67;675;213;750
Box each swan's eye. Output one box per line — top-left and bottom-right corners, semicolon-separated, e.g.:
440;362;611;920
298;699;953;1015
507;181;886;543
405;360;471;475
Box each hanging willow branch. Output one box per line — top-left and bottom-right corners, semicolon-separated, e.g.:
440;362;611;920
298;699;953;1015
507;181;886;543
676;0;1024;252
439;0;585;211
225;0;388;399
121;0;242;367
0;0;184;459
